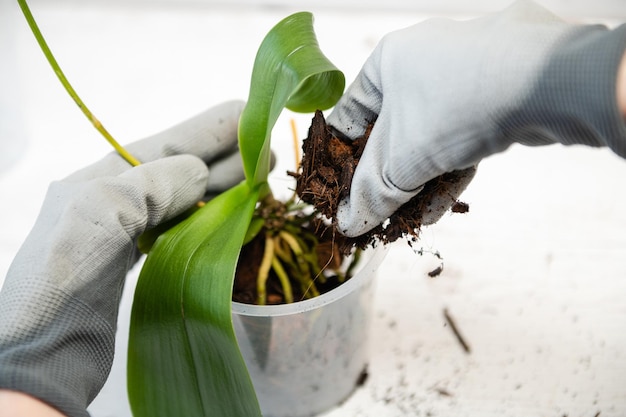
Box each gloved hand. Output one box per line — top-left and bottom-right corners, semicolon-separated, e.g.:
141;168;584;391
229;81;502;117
328;0;626;237
0;100;245;417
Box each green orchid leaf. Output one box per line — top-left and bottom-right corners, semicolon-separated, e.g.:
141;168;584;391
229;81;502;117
128;182;262;417
239;11;345;187
243;216;265;245
127;11;345;417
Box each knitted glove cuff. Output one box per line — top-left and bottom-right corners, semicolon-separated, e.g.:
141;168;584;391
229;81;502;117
506;23;626;153
0;279;114;417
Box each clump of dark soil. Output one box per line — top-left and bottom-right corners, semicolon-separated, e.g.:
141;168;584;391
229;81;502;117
291;110;472;249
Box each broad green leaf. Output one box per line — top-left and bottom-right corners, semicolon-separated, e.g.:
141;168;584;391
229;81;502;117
128;11;345;417
128;182;261;417
239;11;345;187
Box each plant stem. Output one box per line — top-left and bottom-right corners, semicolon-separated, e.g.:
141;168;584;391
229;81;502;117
278;231;306;268
290;118;300;172
280;230;323;299
271;255;294;304
256;235;275;305
17;0;141;167
288;117;301;203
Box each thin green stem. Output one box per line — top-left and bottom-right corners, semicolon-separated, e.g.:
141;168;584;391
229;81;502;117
17;0;141;167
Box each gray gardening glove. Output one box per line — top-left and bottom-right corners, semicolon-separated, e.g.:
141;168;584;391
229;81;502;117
0;100;245;417
328;0;626;237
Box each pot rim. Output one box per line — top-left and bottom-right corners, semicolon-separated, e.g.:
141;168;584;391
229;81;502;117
232;243;387;317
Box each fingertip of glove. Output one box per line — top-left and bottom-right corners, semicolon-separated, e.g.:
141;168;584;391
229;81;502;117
139;155;210;218
139;154;209;186
336;198;375;238
418;166;477;226
171;153;210;178
218;99;246;116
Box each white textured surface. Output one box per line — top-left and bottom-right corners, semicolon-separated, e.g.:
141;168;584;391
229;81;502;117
1;1;625;416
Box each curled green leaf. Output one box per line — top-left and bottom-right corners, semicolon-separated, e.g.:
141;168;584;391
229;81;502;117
239;11;344;188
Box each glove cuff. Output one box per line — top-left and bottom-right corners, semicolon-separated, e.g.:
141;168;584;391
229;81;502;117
0;280;114;417
508;23;626;153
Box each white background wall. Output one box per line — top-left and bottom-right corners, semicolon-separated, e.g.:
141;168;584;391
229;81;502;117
26;0;626;18
21;0;626;21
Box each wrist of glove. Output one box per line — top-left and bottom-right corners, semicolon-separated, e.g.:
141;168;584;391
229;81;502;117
0;100;245;417
328;0;626;237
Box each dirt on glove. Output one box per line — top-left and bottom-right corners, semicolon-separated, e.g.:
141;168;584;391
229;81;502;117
290;110;472;251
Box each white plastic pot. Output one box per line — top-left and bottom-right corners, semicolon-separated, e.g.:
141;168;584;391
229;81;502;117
232;244;387;417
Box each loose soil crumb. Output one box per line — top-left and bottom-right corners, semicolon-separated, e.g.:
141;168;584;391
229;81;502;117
451;201;470;213
443;308;471;354
291;110;473;249
427;265;444;278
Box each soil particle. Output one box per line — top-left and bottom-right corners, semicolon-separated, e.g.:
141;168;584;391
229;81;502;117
427;265;444;278
443;308;471;354
291;110;472;249
356;366;369;387
451;201;470;213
